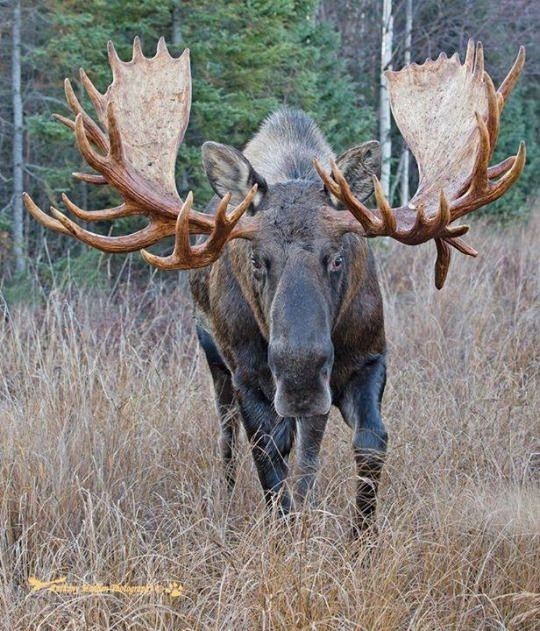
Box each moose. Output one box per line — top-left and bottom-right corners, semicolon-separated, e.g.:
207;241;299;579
24;37;525;531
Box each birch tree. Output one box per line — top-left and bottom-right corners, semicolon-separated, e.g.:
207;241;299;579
11;0;25;273
172;0;183;47
400;0;412;205
379;0;393;197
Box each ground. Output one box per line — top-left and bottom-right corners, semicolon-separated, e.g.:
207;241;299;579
0;217;538;630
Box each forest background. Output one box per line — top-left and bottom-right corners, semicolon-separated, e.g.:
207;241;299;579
0;0;538;296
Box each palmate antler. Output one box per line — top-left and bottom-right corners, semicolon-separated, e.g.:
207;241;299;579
23;38;258;268
315;40;526;288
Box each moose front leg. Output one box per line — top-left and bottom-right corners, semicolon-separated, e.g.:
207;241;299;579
236;381;296;513
337;355;388;533
294;415;328;505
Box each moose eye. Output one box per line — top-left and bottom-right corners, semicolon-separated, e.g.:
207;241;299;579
328;254;343;273
251;253;264;271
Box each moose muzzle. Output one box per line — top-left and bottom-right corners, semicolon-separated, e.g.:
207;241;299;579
270;346;333;417
268;261;334;418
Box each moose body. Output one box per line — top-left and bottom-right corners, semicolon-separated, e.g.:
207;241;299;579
24;38;525;534
190;109;388;523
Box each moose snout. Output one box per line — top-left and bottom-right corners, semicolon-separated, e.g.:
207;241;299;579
268;340;334;418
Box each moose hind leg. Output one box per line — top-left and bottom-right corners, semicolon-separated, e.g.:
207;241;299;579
197;326;241;489
338;355;388;533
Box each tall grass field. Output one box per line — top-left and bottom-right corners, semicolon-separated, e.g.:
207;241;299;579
1;218;538;629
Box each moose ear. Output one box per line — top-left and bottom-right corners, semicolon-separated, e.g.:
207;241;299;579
202;141;267;208
332;140;381;204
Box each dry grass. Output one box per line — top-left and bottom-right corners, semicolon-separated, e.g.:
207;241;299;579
0;217;538;630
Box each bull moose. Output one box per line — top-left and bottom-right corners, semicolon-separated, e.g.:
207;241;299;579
24;38;525;531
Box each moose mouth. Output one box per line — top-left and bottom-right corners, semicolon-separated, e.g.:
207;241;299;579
273;376;332;418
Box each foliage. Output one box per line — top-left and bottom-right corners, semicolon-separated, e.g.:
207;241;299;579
172;0;375;200
0;0;537;287
0;0;374;287
489;87;539;219
28;0;375;204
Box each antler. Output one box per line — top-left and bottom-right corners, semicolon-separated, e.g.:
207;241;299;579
315;40;526;288
23;37;258;268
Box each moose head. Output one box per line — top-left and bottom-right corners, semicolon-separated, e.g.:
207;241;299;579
199;125;382;417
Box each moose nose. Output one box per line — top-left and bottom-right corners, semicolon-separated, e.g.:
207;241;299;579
268;340;334;418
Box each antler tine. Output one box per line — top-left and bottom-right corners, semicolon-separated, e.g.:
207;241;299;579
452;140;526;219
61;193;139;222
143;191;196;271
488;141;527;198
141;192;197;270
50;204;177;253
497;46;526;111
444;236;478;257
487;156;515;179
132;36;144;61
141;185;259;270
53;111;107;155
74;113;107;172
464;38;475;72
52;113;75;131
434;238;451;289
212;192;233;229
72;172;107;185
63;79;109;152
411;203;430;235
172;191;195;260
156;36;170;56
468;112;491;196
106;102;123;161
437;188;450;229
313;158;342;199
329;158;382;233
441;224;469;239
226;184;259;224
63;77;84;117
23;193;71;236
473;41;484;78
198;184;259;246
483;72;500;159
107;40;122;70
24;189;109;237
373;176;396;233
79;68;105;118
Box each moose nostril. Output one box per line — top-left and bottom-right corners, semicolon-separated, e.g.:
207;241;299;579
314;348;331;370
312;344;334;372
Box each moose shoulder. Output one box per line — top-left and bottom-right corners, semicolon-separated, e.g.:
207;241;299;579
24;38;526;532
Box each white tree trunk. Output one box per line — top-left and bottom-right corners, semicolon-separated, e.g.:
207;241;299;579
400;0;413;206
11;0;25;274
379;0;393;198
172;0;183;47
171;0;189;291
